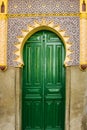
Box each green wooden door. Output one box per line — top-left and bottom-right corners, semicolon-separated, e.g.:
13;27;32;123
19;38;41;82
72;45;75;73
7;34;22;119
22;30;65;130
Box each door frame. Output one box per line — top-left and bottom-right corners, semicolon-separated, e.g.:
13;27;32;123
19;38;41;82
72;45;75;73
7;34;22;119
15;27;71;130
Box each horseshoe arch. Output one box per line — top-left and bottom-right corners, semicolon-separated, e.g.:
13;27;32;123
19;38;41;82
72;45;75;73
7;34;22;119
14;19;73;67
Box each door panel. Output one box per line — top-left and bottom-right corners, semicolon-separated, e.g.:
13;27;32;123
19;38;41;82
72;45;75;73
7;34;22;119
26;44;42;85
45;45;54;84
44;101;63;130
23;37;43;130
44;33;64;130
22;30;65;130
23;101;43;130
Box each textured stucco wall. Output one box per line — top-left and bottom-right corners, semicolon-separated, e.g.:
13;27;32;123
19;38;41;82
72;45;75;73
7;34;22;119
70;66;87;130
0;68;16;130
0;68;21;130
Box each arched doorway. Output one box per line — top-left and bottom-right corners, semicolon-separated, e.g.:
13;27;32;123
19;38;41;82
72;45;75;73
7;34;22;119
22;30;66;130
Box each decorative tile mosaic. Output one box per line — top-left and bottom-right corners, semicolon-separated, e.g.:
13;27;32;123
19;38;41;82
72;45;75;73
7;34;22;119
8;0;80;14
7;16;80;67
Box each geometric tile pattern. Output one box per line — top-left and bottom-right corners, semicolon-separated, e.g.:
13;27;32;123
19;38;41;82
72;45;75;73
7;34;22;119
8;0;80;14
14;19;70;67
7;0;80;67
7;16;80;67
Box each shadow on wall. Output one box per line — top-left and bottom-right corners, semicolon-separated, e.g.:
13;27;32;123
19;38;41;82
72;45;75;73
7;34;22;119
82;96;87;130
82;114;87;130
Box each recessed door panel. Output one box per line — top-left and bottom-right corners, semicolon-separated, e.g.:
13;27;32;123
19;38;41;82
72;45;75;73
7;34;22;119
22;30;65;130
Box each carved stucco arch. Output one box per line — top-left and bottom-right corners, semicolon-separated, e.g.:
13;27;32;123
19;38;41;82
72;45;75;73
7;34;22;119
14;19;72;67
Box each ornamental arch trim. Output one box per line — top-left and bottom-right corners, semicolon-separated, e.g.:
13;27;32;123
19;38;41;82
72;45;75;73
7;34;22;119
14;19;73;67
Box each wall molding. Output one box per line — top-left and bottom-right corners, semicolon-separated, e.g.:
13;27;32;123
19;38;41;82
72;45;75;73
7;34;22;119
7;13;80;18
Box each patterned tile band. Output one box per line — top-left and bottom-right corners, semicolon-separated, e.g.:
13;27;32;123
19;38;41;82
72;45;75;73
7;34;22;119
7;16;80;67
8;0;80;14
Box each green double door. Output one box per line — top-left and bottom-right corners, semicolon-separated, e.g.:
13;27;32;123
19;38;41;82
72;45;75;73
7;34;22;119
22;30;65;130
